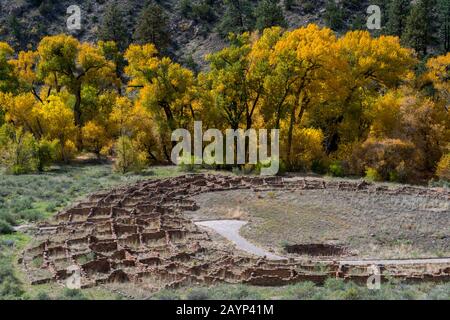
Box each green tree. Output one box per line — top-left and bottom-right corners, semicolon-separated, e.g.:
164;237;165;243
192;1;216;22
255;0;287;31
218;0;254;37
402;0;435;56
133;2;170;51
385;0;411;37
437;0;450;53
7;15;22;43
284;0;295;11
179;0;193;17
97;1;130;51
324;0;345;31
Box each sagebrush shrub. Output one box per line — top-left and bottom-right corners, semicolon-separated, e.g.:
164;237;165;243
0;220;13;234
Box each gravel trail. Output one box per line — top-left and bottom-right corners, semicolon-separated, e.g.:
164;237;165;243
195;220;285;260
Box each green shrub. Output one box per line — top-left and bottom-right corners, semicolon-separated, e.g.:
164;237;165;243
0;125;56;174
311;159;328;174
0;124;39;174
60;288;87;300
329;161;344;177
341;286;362;300
152;289;182;300
365;167;382;182
0;210;15;228
186;288;209;300
0;253;24;299
285;282;317;300
0;219;14;234
35;292;52;300
207;284;263;300
323;277;346;291
389;170;400;182
113;136;148;174
436;153;450;181
36;139;58;171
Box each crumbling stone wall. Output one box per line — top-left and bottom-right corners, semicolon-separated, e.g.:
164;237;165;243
21;174;450;292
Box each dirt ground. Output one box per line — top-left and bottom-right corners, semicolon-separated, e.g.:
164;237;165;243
187;187;450;259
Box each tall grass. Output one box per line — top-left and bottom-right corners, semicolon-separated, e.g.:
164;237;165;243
0;164;179;234
152;280;450;300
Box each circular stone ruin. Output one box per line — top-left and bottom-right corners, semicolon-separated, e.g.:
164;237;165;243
20;174;450;296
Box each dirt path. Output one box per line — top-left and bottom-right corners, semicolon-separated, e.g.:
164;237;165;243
195;220;285;260
328;257;450;266
196;220;450;267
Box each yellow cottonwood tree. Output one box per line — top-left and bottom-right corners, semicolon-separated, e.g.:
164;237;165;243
109;96;159;161
125;44;196;131
37;34;117;139
0;42;18;93
205;30;282;131
311;31;416;154
426;52;450;110
37;94;76;162
125;44;195;160
82;121;109;158
359;86;450;181
0;92;42;137
10;50;40;99
267;24;338;164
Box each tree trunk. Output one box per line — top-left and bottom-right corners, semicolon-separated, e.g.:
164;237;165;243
246;115;252;131
286;93;307;168
73;83;83;150
286;105;296;167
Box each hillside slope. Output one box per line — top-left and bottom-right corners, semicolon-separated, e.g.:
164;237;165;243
0;0;447;68
0;0;381;67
